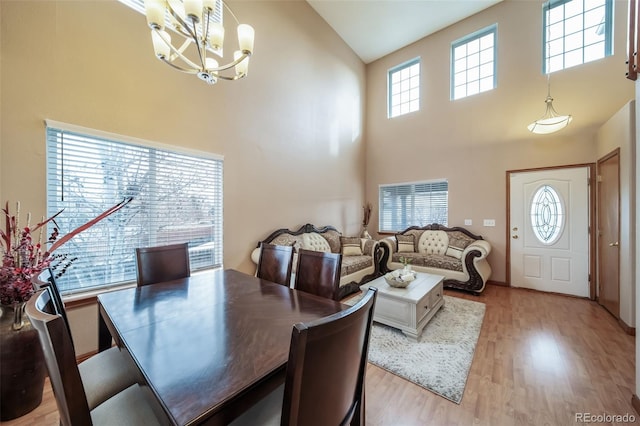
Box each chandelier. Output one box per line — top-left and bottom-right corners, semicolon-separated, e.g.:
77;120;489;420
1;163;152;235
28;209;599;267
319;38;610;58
143;0;254;85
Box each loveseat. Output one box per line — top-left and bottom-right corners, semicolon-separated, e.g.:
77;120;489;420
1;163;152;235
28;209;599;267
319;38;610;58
250;223;381;299
379;223;491;293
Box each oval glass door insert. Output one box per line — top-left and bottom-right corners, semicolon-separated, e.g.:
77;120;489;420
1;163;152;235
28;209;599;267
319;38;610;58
530;185;564;244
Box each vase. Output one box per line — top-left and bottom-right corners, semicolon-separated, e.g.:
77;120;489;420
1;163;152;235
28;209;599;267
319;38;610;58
361;226;372;239
0;302;46;421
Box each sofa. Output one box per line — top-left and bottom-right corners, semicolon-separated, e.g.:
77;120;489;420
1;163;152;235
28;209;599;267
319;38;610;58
250;223;381;299
379;223;491;293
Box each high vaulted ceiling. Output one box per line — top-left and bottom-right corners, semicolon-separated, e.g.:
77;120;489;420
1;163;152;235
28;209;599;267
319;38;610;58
306;0;504;64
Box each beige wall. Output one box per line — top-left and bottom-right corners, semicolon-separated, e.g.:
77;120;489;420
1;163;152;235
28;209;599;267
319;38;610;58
0;0;365;354
365;0;634;284
596;101;636;327
0;0;366;269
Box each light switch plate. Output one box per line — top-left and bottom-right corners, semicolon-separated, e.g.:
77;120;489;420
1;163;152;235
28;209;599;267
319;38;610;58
464;219;472;226
483;219;496;227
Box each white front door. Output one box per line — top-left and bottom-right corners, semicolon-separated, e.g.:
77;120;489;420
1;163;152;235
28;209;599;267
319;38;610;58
509;167;589;297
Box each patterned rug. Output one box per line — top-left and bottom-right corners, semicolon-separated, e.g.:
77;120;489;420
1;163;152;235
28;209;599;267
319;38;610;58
347;294;485;404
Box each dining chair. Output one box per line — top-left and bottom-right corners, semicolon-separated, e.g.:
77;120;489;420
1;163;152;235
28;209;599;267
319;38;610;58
26;288;169;426
293;248;342;301
135;242;191;286
256;243;294;287
230;286;378;426
31;271;138;411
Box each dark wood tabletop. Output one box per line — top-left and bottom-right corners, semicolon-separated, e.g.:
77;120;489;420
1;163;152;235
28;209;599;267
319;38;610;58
97;269;346;426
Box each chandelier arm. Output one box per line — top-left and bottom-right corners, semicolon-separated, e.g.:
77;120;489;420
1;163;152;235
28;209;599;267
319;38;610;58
223;0;241;25
216;74;245;81
159;58;201;74
206;52;250;72
189;19;206;69
154;29;201;70
166;0;198;40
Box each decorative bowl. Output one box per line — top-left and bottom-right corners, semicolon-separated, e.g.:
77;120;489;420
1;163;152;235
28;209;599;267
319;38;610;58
384;270;417;288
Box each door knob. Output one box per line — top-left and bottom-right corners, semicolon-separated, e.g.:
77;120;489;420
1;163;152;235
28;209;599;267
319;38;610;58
609;242;619;247
512;235;518;239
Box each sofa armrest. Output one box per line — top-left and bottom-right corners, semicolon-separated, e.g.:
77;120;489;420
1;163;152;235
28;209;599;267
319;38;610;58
379;236;397;253
362;238;379;257
462;239;491;259
250;247;261;265
378;237;397;273
454;239;492;293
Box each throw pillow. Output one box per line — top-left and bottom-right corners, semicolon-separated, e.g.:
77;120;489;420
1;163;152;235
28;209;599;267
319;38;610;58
340;236;363;256
395;234;415;253
445;232;473;259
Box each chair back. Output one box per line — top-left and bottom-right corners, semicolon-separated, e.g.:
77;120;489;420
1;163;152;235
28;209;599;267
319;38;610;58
135;243;191;286
256;243;294;286
25;289;92;426
282;287;377;426
32;268;74;348
294;249;342;301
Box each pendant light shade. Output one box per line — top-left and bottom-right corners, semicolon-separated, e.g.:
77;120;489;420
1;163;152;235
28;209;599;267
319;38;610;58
527;93;573;134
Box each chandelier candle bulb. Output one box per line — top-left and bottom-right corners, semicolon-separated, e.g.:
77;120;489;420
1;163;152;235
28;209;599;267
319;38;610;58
209;23;225;50
183;0;202;21
234;50;248;76
237;24;255;53
144;0;165;29
203;0;216;10
205;57;219;71
152;30;171;59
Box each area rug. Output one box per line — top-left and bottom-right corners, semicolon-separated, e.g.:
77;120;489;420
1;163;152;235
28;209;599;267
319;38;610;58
346;294;485;404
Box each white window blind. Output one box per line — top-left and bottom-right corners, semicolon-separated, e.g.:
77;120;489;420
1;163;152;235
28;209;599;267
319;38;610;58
379;180;448;232
45;122;223;294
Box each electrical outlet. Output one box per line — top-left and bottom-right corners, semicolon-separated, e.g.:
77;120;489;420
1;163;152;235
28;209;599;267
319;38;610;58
464;219;472;226
483;219;496;227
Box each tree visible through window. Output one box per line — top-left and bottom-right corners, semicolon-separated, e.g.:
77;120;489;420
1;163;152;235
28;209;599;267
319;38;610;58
379;180;448;232
544;0;613;73
45;121;223;294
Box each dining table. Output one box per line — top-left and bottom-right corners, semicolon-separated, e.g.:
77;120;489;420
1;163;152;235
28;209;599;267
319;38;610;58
97;268;347;426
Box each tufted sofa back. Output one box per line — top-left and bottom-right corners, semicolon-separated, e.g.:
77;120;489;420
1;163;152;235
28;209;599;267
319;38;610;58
417;230;449;255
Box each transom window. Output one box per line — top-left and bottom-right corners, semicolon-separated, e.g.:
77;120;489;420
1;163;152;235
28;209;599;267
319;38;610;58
379;180;448;232
388;58;420;118
451;25;497;100
45;121;223;294
543;0;613;73
530;185;564;244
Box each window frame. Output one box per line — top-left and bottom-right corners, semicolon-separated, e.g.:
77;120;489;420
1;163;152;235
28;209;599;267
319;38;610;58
450;24;497;101
45;120;224;295
378;179;449;233
387;57;421;119
542;0;613;74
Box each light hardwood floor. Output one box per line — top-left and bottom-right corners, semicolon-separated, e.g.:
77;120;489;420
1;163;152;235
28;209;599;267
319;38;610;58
2;285;636;426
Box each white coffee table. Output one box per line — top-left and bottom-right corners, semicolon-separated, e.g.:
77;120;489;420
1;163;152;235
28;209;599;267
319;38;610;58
361;271;445;340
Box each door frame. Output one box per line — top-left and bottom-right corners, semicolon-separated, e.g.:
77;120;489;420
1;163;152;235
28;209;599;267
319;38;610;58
506;163;597;299
596;148;621;315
